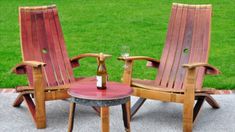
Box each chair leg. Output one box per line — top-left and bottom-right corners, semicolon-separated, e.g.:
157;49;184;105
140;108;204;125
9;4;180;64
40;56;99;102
68;102;76;132
92;106;100;116
131;98;146;118
183;98;194;132
193;97;205;122
100;106;109;132
23;93;46;129
205;95;220;109
31;67;46;128
34;94;46;129
122;100;131;132
13;93;24;107
23;94;36;119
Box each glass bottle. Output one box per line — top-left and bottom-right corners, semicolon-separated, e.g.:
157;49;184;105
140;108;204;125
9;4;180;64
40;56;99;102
96;53;107;90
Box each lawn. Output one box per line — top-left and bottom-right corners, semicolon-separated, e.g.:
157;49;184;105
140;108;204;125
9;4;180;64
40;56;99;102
0;0;234;89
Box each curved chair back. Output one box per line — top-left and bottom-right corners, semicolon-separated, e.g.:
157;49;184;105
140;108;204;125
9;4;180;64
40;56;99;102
19;5;75;87
155;3;212;90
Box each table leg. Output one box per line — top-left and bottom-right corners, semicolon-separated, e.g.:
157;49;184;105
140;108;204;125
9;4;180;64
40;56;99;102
100;106;109;132
122;100;131;132
68;102;76;132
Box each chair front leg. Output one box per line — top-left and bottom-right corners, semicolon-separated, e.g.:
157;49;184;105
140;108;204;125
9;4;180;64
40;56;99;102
122;60;133;86
183;99;194;132
183;68;196;132
33;67;46;129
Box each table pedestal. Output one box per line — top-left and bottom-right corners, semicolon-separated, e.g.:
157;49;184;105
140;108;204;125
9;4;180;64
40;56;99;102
68;97;131;132
67;81;132;132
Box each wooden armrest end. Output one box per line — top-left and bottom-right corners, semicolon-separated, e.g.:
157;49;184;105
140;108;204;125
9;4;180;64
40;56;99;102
70;53;112;68
146;60;160;68
11;61;46;74
183;63;220;75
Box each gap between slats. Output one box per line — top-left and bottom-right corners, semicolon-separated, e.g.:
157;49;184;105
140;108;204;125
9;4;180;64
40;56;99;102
160;5;184;88
155;5;178;86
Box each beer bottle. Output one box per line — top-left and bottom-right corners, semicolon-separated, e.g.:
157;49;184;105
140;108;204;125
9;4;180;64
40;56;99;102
96;53;107;89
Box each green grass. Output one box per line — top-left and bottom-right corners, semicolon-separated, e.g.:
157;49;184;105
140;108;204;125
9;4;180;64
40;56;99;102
0;0;234;89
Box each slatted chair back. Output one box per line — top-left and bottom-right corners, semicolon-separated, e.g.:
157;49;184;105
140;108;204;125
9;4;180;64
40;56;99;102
155;4;212;90
19;5;75;87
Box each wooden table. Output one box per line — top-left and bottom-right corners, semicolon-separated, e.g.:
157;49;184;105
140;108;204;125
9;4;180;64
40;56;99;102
67;81;133;132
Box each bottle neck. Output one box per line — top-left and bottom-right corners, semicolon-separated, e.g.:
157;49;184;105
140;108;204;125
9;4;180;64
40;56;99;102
99;60;105;66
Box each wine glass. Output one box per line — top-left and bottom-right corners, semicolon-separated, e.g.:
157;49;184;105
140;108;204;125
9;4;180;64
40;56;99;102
121;45;130;69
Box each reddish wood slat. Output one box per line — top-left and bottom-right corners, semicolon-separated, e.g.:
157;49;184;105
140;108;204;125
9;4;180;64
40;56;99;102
43;9;60;86
35;12;56;86
174;7;196;89
189;7;204;90
155;5;178;85
49;9;69;85
47;10;65;85
184;6;201;90
30;11;49;87
195;8;212;90
52;8;75;83
154;5;212;90
19;6;74;88
20;9;33;86
160;5;183;87
168;6;188;89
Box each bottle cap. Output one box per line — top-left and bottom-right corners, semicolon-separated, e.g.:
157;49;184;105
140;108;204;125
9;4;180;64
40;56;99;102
99;53;104;61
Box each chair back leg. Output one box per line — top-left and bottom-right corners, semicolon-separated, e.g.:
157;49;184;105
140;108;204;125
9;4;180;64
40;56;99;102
205;95;220;108
13;93;24;107
131;98;146;118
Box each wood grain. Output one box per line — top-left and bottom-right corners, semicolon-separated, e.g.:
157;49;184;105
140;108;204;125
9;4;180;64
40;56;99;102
68;102;76;132
101;107;110;132
13;5;102;129
120;3;220;131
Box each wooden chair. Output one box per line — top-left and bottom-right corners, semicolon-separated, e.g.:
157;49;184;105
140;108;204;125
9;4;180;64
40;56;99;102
118;3;220;132
11;5;109;129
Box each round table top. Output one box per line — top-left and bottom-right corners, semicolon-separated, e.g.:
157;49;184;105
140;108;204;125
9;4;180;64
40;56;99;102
68;81;133;100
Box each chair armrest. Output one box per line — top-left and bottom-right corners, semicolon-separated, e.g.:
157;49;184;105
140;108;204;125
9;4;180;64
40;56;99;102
183;63;220;75
11;61;46;74
70;53;112;68
118;56;158;62
117;56;160;85
118;56;160;69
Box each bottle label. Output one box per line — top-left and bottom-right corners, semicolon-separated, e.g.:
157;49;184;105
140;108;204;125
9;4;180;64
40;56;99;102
96;76;102;87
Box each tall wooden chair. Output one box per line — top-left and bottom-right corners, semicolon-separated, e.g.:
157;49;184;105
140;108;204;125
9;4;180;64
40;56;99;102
118;3;220;132
11;5;109;129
